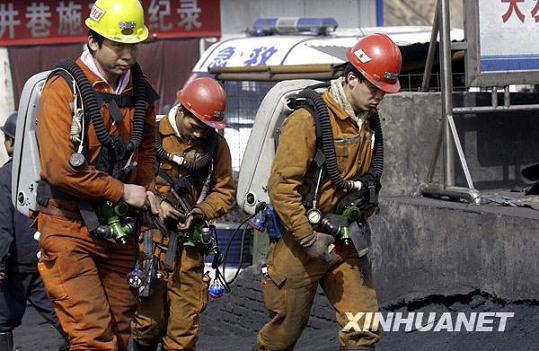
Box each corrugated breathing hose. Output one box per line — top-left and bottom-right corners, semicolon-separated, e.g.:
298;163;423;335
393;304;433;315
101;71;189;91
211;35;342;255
55;60;147;153
294;85;384;191
156;129;217;172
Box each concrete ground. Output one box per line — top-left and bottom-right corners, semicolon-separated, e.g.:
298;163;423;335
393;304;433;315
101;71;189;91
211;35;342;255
14;278;539;351
13;196;539;351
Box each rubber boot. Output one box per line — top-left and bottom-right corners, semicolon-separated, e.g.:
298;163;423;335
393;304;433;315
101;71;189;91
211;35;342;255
132;341;158;351
0;332;13;351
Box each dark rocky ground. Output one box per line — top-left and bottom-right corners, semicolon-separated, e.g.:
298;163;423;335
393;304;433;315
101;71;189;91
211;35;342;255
14;267;539;351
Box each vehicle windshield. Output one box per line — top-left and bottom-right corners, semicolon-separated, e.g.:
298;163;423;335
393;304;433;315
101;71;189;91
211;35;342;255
222;80;276;172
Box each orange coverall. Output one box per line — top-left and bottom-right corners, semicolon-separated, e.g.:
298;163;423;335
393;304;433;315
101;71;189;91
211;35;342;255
131;115;235;350
257;91;381;350
36;58;156;350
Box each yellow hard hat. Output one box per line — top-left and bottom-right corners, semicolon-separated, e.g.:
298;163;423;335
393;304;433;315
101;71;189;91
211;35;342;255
85;0;149;44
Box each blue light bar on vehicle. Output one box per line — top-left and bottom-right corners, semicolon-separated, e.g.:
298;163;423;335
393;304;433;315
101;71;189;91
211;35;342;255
251;17;339;36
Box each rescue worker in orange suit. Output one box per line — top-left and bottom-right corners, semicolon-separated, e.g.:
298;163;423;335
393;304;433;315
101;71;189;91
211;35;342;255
131;77;236;351
0;113;69;351
36;0;160;349
256;34;402;350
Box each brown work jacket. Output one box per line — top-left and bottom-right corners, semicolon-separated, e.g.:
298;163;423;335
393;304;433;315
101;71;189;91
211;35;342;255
156;116;236;220
37;58;156;208
268;90;375;244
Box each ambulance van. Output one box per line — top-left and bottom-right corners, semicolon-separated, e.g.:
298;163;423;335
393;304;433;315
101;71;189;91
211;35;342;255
187;17;464;173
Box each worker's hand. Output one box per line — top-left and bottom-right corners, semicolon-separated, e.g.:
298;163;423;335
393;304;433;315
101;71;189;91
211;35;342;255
122;184;147;209
359;171;382;193
159;201;184;222
301;231;336;263
177;207;204;231
145;191;161;215
0;270;6;285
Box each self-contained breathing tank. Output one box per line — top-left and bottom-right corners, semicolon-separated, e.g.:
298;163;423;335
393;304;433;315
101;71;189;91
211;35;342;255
237;79;323;215
12;72;49;216
237;79;384;215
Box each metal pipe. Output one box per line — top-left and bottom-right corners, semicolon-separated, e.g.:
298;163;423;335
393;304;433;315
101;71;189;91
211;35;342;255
209;64;336;74
376;0;384;26
215;72;338;82
450;42;467;51
210;66;270;73
270;64;336;73
491;87;498;108
272;72;339;81
425;125;443;183
453;104;539;114
419;183;481;204
439;0;455;187
215;73;272;81
421;0;440;92
447;114;475;190
504;86;510;107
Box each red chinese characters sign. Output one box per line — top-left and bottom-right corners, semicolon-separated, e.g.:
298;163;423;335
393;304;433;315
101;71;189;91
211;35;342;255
501;0;539;23
0;0;221;46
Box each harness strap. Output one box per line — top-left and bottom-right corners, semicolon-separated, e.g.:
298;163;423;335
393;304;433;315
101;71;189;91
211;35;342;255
143;230;154;257
94;93;136;125
95;92;136;108
78;200;100;233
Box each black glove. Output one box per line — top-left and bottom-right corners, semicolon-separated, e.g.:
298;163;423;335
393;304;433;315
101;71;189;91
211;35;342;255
359;171;382;194
358;172;381;214
301;231;335;263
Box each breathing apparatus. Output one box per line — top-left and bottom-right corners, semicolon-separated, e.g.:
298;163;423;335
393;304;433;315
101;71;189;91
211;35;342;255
155;113;223;250
306;212;351;245
35;59;155;245
183;225;220;255
93;201;136;244
156;129;217;173
287;84;384;195
147;170;223;299
291;81;384;242
159;175;221;257
155;215;227;300
53;59;148;175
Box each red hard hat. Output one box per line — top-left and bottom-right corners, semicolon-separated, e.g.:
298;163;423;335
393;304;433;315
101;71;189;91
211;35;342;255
178;77;227;129
345;33;402;93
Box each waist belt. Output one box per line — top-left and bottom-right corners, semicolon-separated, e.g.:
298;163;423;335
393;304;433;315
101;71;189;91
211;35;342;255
40;205;82;221
36;180;76;207
37;180;100;232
